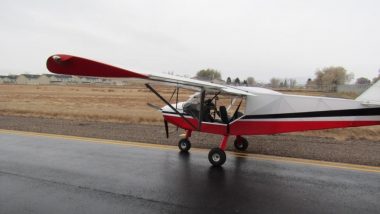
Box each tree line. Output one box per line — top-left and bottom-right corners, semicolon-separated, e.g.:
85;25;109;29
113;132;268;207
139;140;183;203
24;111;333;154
225;76;256;86
195;69;256;86
196;67;380;90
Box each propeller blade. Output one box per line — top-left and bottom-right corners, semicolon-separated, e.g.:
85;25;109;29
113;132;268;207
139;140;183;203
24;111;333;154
164;120;169;138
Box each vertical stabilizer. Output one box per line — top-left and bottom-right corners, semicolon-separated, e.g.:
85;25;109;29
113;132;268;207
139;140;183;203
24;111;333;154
355;81;380;106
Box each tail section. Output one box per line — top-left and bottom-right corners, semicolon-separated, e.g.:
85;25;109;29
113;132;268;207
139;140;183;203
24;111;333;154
355;81;380;106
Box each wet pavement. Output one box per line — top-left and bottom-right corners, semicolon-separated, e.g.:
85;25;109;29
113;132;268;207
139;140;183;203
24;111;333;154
0;130;379;214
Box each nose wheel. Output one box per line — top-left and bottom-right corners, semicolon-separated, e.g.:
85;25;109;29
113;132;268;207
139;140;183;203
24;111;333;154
208;148;226;166
178;133;243;167
178;138;191;152
208;135;229;166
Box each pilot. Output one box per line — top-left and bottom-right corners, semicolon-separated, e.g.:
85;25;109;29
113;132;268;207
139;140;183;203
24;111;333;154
202;99;215;122
183;95;216;122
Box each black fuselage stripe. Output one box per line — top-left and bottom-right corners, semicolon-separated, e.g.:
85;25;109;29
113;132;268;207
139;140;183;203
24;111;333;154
162;111;191;116
163;108;380;119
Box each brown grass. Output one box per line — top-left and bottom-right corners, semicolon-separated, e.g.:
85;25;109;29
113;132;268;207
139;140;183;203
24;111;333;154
290;126;380;142
0;84;191;124
0;84;379;141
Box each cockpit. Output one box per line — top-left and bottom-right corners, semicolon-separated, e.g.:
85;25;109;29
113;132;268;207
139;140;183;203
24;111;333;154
183;92;245;124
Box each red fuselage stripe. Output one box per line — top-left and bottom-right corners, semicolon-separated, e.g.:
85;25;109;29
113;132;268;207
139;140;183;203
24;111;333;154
163;114;380;135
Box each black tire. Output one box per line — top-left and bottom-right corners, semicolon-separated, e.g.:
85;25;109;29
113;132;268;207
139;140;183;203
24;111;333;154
178;138;191;152
234;136;248;151
208;148;226;166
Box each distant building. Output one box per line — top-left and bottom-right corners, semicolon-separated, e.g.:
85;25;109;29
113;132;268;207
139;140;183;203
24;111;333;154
109;78;127;86
81;77;102;84
70;76;82;84
0;74;130;86
100;78;114;85
40;74;77;84
16;74;40;84
37;74;58;84
5;75;17;83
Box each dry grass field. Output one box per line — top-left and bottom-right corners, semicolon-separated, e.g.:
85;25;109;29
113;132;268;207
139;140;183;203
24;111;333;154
0;84;189;124
0;84;379;141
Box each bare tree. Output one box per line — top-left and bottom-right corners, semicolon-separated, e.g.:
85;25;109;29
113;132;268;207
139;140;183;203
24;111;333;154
196;69;221;81
226;77;232;85
289;79;297;88
246;77;256;86
234;77;241;86
270;78;281;88
313;66;354;91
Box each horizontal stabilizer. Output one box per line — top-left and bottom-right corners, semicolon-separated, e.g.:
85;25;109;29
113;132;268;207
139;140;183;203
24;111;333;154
356;80;380;106
46;54;148;78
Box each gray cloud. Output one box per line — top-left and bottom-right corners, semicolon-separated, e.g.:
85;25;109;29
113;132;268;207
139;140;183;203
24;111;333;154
0;0;379;82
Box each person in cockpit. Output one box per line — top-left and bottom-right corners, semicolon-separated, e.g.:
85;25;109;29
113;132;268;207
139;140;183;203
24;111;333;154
183;94;217;122
202;98;216;122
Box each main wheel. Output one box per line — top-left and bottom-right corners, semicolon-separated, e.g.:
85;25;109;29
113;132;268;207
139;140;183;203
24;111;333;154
178;138;191;152
234;136;248;151
208;148;226;166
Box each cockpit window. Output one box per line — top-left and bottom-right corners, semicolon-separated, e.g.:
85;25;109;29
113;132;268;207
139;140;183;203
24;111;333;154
183;92;245;123
183;93;201;118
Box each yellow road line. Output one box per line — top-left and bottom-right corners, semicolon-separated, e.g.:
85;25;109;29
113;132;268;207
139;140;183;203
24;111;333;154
230;152;380;173
0;129;379;174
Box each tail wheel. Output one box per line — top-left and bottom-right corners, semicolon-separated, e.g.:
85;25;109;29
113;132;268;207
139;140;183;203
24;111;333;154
208;148;226;166
178;138;191;152
234;136;248;151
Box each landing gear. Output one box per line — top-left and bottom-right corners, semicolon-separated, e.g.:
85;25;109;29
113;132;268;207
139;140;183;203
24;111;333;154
208;148;226;166
178;138;191;152
178;132;243;167
208;135;229;167
234;136;248;151
178;130;192;152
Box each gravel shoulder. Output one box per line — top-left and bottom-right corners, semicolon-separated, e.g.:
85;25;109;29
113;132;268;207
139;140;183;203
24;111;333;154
1;115;379;166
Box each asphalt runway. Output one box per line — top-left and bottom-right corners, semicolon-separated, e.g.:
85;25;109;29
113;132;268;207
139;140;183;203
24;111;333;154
0;129;379;214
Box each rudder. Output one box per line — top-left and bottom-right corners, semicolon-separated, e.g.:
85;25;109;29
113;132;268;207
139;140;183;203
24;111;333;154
355;80;380;106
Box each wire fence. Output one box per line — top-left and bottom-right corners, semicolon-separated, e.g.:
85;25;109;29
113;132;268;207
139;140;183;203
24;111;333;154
265;84;372;94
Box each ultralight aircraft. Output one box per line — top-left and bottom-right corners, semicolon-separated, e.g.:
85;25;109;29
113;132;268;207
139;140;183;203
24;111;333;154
47;54;380;166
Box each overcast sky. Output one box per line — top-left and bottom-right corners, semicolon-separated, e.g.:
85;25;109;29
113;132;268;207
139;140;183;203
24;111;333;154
1;0;379;83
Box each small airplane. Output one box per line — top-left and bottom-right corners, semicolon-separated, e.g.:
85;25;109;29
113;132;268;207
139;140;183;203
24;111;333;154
47;54;380;166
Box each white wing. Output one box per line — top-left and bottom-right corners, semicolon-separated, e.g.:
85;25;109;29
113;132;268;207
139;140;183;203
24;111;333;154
47;54;253;96
149;73;252;95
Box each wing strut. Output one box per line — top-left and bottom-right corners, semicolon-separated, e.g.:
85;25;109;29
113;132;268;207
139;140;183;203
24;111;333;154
145;83;197;130
197;88;206;131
